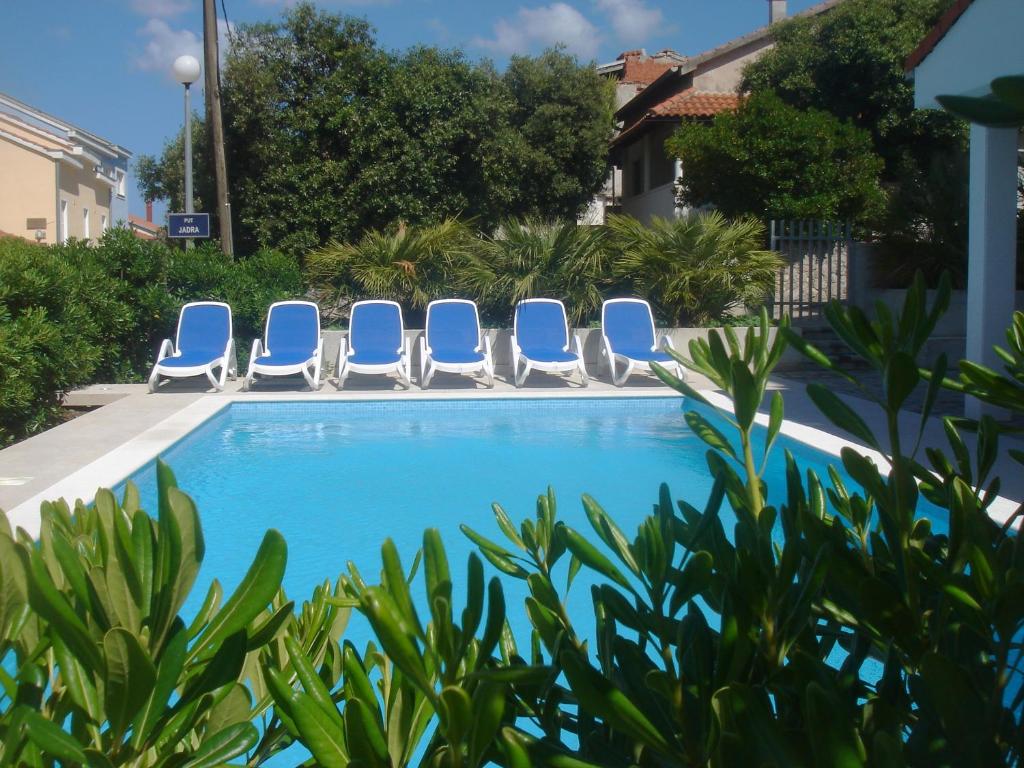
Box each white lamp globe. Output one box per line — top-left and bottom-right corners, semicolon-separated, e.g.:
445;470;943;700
172;55;201;85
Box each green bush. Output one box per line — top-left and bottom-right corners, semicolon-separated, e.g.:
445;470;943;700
0;231;301;445
667;91;887;225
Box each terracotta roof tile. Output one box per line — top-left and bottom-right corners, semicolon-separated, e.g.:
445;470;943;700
649;89;741;117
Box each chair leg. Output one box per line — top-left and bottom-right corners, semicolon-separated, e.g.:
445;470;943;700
422;359;434;389
579;361;589;387
207;365;223;391
148;367;160;393
515;360;530;388
302;364;316;391
337;363;349;390
613;360;633;387
397;363;411;390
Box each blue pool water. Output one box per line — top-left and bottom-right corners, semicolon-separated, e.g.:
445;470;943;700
121;397;950;761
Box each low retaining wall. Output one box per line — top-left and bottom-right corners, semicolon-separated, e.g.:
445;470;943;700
321;326;804;374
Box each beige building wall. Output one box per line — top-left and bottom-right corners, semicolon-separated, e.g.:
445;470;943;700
692;39;774;92
0;138;57;243
59;161;112;244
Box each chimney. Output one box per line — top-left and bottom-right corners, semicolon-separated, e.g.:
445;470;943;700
145;200;153;223
769;0;787;24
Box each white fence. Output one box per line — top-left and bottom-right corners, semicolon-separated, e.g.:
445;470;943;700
769;220;853;320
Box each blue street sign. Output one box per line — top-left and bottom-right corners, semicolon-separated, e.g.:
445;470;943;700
168;213;210;239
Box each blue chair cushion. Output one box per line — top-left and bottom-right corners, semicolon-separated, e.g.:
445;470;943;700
175;303;230;362
432;349;485;365
516;302;569;355
604;301;657;356
350;303;403;365
427;302;482;364
256;349;313;367
266;303;319;362
615;347;673;363
520;347;578;364
160;350;224;368
349;350;402;366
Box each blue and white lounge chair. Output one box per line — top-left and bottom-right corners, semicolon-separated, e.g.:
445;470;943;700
510;298;588;388
148;301;236;392
420;299;494;389
243;300;323;390
601;298;684;386
337;300;412;389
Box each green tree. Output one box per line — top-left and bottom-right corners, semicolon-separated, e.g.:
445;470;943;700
741;0;964;177
502;49;616;221
135;3;615;259
667;92;886;224
135;114;214;226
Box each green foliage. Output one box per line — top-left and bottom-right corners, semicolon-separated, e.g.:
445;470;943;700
138;4;614;257
939;75;1024;128
0;461;288;766
741;0;963;176
135;114;214;220
462;218;611;326
0;231;300;445
307;219;474;316
606;211;783;325
668;91;886;224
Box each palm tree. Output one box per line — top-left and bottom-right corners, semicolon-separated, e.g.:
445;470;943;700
607;212;781;326
460;218;610;325
306;218;474;313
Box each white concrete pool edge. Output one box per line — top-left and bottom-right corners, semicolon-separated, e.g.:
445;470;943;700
7;387;1020;537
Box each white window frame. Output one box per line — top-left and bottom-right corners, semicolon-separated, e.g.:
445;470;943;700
101;214;108;233
60;200;69;244
83;207;90;240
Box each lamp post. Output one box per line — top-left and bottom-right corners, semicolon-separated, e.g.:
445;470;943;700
172;54;201;249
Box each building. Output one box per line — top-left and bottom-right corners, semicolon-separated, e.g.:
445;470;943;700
907;0;1024;418
128;201;164;241
605;0;843;223
0;92;131;245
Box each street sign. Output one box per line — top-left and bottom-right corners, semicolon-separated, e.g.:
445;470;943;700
168;213;210;239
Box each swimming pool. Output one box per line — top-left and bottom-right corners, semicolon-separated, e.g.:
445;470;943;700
117;396;951;764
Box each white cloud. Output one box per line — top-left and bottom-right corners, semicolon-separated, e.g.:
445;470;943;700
134;18;235;78
472;3;601;60
130;0;192;18
596;0;663;44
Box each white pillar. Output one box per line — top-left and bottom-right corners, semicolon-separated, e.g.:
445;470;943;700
965;125;1019;420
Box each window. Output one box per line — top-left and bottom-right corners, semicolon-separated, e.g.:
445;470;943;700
60;200;68;244
631;158;644;196
83;208;90;240
116;170;126;198
101;214;108;233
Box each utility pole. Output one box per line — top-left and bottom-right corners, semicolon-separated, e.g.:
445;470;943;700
203;0;234;257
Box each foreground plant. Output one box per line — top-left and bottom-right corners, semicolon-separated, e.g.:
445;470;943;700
0;461;288;767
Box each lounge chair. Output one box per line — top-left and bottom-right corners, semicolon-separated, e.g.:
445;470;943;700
148;301;236;392
337;300;411;389
420;299;494;388
510;298;588;388
601;298;684;386
243;300;323;390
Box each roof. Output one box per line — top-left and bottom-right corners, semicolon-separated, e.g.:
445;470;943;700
905;0;975;71
0;91;131;160
128;215;162;240
650;89;741;117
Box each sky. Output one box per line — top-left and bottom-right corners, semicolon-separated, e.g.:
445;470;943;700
0;0;823;219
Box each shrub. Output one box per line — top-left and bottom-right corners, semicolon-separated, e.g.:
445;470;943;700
461;218;611;325
0;230;301;445
667;91;887;225
607;211;782;325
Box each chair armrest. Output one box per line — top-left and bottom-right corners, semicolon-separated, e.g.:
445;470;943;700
246;339;263;378
482;334;493;360
661;334;675;351
510;334;520;357
337;336;348;371
314;336;324;362
156;338;174;363
573;333;585;358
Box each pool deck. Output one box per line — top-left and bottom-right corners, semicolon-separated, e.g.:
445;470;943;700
1;368;1021;535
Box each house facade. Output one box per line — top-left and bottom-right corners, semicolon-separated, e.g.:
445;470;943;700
607;0;843;223
0;92;131;245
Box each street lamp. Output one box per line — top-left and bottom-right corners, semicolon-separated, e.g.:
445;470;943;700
172;54;201;248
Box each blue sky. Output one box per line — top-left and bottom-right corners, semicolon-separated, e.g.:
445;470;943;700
0;0;821;218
